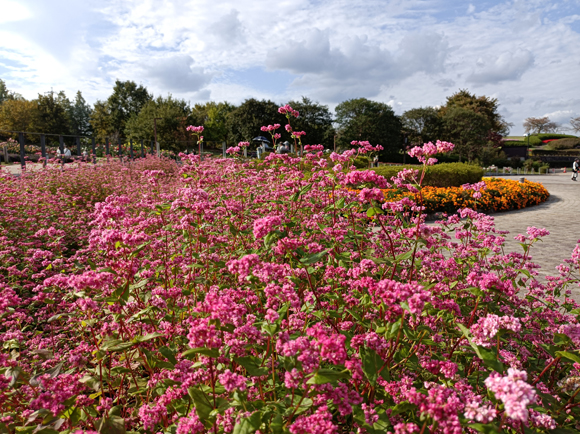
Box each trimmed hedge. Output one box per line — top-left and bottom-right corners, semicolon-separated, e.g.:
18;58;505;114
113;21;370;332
548;137;580;150
370;162;483;188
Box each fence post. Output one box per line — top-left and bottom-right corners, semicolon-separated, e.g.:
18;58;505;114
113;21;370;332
118;138;122;162
222;142;226;158
243;147;247;158
150;141;154;155
76;136;81;158
59;136;65;168
18;132;26;171
92;137;96;164
40;134;47;167
105;139;110;161
141;139;144;158
130;139;134;161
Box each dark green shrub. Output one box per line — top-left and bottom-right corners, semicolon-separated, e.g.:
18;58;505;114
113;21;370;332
537;133;578;141
549;138;580;150
370;162;483;187
352;156;371;169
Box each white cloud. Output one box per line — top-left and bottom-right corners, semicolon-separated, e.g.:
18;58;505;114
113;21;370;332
467;49;535;85
0;0;579;134
141;55;212;93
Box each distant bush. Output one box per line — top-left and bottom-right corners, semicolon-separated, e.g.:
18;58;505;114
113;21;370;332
352;155;371;168
549;137;580;150
537;133;578;141
370;162;483;187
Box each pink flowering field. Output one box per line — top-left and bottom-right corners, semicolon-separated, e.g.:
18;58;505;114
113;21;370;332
2;108;580;434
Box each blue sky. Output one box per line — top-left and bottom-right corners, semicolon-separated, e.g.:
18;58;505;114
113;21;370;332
0;0;579;134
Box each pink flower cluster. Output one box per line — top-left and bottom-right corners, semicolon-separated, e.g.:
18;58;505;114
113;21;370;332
407;140;455;165
261;124;281;132
278;104;299;117
186;125;204;133
470;314;522;347
253;215;283;239
484;368;536;422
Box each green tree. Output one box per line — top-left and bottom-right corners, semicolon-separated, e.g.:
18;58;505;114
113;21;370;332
33;90;72;136
441;107;491;161
125;95;192;152
107;80;152;138
68;91;93;136
401;106;443;146
0;98;37;139
227;98;286;144
334;98;402;159
286;97;334;148
190;101;237;144
90;100;113;142
440;89;511;135
0;79;22;105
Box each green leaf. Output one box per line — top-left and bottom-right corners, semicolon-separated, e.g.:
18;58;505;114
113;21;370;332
306;368;350;384
457;323;504;372
360;348;383;386
101;339;135;352
232;411;262;434
555;351;580;364
159;346;177;365
134;332;164;343
96;415;126;434
234;356;269;377
468;423;503;434
188;388;214;427
300;249;330;265
390;402;416;416
182;347;220;359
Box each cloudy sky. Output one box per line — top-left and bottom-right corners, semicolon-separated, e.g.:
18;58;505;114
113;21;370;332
0;0;579;134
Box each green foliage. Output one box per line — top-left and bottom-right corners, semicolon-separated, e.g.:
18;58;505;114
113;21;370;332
125;95;192;152
352;156;371;169
401;106;443;146
537;133;578;141
106;80;152;137
370;162;483;187
68;91;93;136
441;107;491;161
286;97;334;148
227;98;286;144
440;89;510;135
335;98;402;158
33;90;72;137
549;138;580;150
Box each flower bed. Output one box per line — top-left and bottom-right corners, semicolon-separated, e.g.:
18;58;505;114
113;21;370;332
0;120;579;433
379;177;549;214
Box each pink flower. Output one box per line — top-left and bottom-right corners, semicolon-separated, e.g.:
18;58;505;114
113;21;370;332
186;125;204;133
253;215;282;239
470;314;521;347
484;368;536;422
289;406;338;434
218;369;248;392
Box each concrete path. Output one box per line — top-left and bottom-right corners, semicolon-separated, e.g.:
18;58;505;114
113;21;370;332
489;174;580;290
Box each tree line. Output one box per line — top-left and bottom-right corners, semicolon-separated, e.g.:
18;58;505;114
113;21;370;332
2;78;577;162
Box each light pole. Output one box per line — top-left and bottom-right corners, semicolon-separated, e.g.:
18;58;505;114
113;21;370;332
153;117;162;157
525;133;530;160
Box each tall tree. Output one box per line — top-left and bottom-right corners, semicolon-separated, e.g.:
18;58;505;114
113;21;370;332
523;116;559;134
107;80;152;138
227;99;285;144
286;97;334;148
125;95;192;152
33;90;72;135
334;98;402;158
68;91;93;136
571;116;580;135
440;89;510;135
0;79;22;104
401;106;443;146
441;107;491;161
0;98;37;139
189;101;237;144
90;100;113;142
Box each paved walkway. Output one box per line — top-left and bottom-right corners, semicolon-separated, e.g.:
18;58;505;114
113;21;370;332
489;174;580;294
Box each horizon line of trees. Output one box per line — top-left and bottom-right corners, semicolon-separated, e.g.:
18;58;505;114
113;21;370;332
1;78;579;162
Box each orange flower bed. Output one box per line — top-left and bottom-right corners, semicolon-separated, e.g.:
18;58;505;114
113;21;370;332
379;177;549;214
